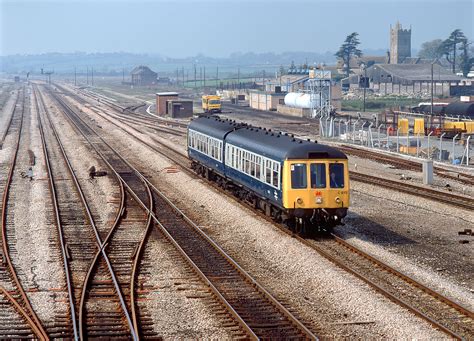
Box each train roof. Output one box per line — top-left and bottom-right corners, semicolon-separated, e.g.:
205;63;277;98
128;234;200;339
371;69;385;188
189;115;246;139
190;116;347;161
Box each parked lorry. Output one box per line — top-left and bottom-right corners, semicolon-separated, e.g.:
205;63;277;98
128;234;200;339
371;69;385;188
202;95;222;113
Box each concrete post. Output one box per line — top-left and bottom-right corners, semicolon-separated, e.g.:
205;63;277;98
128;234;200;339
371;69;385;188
406;129;412;154
396;128;401;153
416;133;420;157
352;120;359;144
423;160;433;185
439;132;446;160
467;136;471;166
368;123;373;147
377;124;382;148
427;131;433;159
452;134;459;164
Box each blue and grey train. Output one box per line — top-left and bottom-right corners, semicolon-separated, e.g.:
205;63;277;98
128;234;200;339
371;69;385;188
187;115;350;233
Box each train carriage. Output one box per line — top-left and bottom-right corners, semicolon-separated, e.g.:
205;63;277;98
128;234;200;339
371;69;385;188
188;116;350;233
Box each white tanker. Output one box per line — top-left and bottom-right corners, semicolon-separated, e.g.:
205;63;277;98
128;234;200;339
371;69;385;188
284;92;321;109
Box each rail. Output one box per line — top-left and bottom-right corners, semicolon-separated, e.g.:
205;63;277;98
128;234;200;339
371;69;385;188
34;85;79;340
1;88;49;340
37;86;138;340
49;84;317;340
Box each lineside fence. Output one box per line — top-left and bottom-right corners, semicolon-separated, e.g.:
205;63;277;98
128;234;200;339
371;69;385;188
319;117;473;167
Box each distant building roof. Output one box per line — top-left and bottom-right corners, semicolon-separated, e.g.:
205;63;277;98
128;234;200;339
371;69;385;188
368;64;462;82
401;57;441;65
337;55;388;69
156;92;178;96
131;65;157;76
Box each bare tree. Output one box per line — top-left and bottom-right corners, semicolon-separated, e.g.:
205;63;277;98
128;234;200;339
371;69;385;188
418;39;444;60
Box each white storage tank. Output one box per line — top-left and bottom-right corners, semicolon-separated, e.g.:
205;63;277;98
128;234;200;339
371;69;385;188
284;92;321;108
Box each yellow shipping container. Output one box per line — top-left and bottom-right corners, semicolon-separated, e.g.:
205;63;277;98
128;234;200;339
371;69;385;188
465;122;474;133
398;118;409;134
414;118;424;135
443;121;454;129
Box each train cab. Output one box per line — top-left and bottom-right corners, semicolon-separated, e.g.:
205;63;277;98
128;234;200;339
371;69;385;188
282;158;349;227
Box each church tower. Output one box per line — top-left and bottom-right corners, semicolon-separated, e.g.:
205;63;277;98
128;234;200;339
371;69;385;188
390;22;411;64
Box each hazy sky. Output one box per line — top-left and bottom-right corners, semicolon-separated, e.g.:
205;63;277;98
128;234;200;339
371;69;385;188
1;0;472;57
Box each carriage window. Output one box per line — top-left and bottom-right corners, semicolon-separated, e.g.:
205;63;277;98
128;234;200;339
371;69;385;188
255;156;261;179
310;163;326;188
291;163;307;189
329;163;344;188
265;160;272;184
272;163;279;188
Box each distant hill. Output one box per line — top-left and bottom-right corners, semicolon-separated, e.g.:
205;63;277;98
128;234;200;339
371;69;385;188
0;51;339;76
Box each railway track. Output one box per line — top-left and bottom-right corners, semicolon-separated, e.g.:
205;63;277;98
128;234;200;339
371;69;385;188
37;86;149;340
0;88;49;340
37;85;152;339
48;84;318;339
0;90;19;149
78;87;189;128
126;133;474;338
349;171;474;210
55;83;474;338
338;145;474;186
77;89;474;212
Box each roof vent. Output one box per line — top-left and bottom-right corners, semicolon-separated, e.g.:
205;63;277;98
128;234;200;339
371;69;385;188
269;129;272;132
285;133;288;136
299;140;303;144
291;134;294;138
307;138;310;142
292;138;296;142
314;140;318;144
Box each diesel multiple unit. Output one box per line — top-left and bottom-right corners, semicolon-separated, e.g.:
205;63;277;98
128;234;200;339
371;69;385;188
187;115;350;233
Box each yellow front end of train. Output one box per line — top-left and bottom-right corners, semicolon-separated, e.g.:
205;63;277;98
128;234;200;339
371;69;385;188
282;159;350;211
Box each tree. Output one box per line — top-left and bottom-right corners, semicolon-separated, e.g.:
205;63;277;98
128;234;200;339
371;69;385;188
418;39;444;59
335;32;362;77
459;40;473;77
439;29;467;73
279;65;286;76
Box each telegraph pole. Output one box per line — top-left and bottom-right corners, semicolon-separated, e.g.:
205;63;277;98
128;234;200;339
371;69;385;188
216;66;219;89
182;66;185;87
431;62;434;116
194;64;197;88
237;67;240;89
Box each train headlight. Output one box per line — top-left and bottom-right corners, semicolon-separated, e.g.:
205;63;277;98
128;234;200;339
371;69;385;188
315;197;323;204
296;197;304;205
335;197;341;204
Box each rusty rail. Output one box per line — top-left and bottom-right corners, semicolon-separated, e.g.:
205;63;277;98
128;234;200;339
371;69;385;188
1;87;49;340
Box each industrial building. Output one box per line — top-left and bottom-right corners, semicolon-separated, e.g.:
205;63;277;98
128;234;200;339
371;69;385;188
167;99;193;118
131;66;158;86
248;90;285;111
156;92;193;117
343;64;462;95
